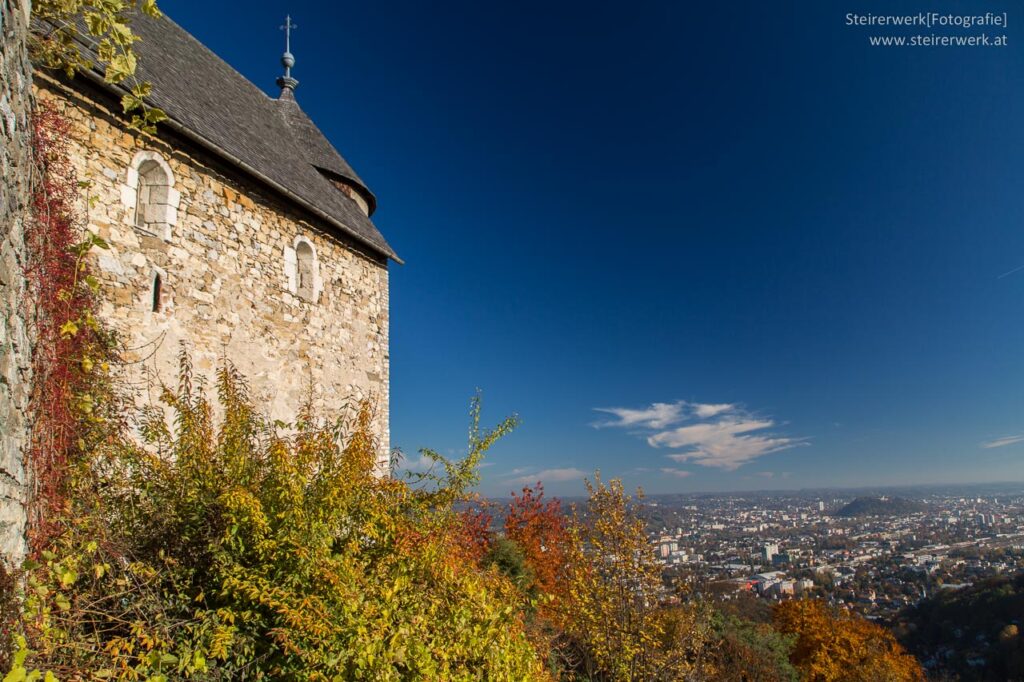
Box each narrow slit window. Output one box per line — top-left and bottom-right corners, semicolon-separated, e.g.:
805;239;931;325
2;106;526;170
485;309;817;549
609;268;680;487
151;273;163;312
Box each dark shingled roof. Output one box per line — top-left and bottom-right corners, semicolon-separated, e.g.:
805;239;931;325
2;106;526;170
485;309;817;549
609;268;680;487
75;11;397;262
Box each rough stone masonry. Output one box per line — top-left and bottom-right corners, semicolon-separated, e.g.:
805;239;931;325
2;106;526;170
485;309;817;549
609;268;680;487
36;77;392;467
0;0;33;566
1;9;396;568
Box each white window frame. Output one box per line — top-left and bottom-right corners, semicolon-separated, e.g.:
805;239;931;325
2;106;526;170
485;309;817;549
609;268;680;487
283;235;322;303
120;150;180;241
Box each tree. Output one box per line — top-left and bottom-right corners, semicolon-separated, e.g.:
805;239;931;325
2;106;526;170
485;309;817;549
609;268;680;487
558;475;705;681
504;482;569;609
707;612;798;682
485;537;536;595
772;599;924;682
452;503;494;564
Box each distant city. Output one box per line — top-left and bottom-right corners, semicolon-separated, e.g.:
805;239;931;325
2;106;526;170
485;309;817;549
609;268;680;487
629;483;1024;618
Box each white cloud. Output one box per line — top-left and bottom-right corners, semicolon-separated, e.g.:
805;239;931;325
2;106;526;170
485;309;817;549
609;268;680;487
648;418;775;449
593;400;741;429
510;468;586;485
596;400;803;471
397;452;495;472
593;401;687;429
982;435;1024;449
660;467;692;478
693;403;735;418
393;453;439;473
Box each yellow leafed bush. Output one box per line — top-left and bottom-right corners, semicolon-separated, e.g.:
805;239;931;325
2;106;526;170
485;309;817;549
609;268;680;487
15;352;548;680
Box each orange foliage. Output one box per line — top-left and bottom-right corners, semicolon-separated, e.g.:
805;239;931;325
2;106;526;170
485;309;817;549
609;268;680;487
452;504;494;563
504;483;568;606
773;599;924;682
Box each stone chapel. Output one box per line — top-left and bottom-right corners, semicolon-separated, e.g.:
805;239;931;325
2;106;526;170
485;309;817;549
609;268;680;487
34;10;398;466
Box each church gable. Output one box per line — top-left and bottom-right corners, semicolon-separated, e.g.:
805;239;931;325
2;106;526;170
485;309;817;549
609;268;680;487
31;12;393;466
61;9;397;264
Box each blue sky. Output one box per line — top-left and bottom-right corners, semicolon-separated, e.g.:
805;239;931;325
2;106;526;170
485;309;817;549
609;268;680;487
159;0;1024;496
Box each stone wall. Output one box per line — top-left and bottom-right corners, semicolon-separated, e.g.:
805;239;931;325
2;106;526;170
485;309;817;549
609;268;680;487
0;0;33;565
36;78;391;467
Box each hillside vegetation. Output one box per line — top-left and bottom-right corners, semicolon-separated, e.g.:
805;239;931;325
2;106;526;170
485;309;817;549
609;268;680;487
833;497;928;518
897;573;1024;680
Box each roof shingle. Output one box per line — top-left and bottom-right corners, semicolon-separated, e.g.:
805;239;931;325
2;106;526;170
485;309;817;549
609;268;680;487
81;11;397;261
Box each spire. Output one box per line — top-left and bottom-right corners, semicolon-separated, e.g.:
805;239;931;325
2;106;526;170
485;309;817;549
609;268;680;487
277;15;299;97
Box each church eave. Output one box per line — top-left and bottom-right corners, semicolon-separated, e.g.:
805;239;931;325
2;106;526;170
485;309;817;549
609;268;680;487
73;66;403;265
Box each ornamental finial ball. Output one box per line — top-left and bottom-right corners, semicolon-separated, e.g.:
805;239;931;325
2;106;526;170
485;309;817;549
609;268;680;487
282;51;295;69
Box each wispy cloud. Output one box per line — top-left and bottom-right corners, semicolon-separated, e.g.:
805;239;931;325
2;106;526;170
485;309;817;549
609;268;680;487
509;468;586;485
396;450;492;472
593;401;688;429
656;418;802;470
593;400;740;429
660;467;692;478
595;400;804;471
982;435;1024;449
997;263;1024;280
393;453;438;473
693;403;734;418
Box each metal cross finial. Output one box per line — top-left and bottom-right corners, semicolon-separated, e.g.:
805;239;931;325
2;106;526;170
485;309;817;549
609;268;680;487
280;15;297;58
277;15;299;94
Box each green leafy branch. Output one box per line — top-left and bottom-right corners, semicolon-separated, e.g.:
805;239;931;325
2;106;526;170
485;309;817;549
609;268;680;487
31;0;168;132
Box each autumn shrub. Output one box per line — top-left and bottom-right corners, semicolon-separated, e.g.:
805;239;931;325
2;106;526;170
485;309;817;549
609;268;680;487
504;482;569;612
706;612;798;682
12;353;549;680
556;475;710;681
772;599;924;682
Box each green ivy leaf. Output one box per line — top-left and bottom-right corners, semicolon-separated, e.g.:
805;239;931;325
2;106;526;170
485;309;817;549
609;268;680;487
105;52;137;83
145;108;169;124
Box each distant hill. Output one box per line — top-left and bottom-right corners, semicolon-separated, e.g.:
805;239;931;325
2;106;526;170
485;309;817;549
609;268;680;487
833;496;927;518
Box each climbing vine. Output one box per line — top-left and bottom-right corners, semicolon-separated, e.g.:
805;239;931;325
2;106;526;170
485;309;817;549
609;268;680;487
24;103;118;554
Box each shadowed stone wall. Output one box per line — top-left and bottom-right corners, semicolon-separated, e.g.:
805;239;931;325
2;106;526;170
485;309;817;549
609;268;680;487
0;0;33;565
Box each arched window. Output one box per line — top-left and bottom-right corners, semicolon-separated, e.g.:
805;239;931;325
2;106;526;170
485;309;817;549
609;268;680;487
296;240;315;300
134;160;162;229
123;151;179;241
284;236;320;303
